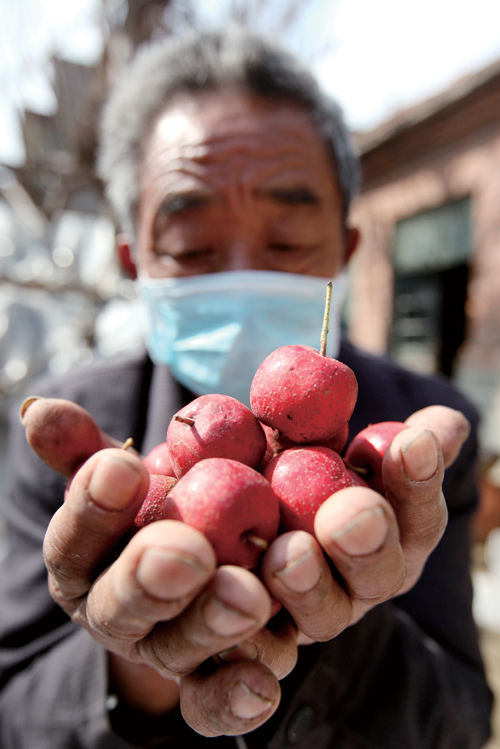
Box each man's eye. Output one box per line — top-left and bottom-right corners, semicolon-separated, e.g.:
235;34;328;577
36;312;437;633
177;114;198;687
268;243;301;252
159;195;207;215
269;188;319;206
178;248;213;262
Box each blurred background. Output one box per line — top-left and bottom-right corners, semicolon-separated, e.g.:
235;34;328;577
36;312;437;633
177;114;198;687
1;0;500;742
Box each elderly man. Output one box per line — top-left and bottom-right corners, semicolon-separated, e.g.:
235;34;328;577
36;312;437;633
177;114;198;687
0;29;492;748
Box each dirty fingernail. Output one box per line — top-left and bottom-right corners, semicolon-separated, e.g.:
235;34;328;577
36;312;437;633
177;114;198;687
204;597;258;637
229;681;273;719
137;548;208;600
19;395;42;422
216;642;259;663
331;506;388;556
275;549;321;593
88;455;142;510
401;430;439;482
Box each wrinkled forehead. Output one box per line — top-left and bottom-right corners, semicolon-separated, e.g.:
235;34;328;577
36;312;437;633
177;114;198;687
139;89;339;192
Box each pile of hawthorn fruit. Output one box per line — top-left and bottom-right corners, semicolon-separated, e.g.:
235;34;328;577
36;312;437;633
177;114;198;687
21;284;408;580
135;284;409;572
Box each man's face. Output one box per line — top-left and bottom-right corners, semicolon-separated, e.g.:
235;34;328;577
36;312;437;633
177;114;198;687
135;89;354;279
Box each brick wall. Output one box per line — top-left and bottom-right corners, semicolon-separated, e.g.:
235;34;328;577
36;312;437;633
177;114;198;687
349;73;500;452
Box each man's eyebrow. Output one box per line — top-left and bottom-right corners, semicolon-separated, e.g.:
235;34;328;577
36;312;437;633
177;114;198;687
259;186;320;205
157;192;214;216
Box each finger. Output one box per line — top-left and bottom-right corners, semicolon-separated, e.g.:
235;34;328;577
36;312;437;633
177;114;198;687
138;566;272;678
313;487;406;618
404;405;470;469
180;659;280;737
215;611;298;680
83;520;216;647
261;531;353;641
20;396;123;477
382;427;448;589
44;448;150;607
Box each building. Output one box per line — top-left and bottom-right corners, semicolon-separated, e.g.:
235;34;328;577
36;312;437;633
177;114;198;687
349;58;500;457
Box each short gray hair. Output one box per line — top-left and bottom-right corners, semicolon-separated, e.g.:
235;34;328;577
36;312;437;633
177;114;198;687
98;27;360;232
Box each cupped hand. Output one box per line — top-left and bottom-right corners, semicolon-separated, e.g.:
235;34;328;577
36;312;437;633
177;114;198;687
42;446;296;736
30;399;469;737
20;396;294;736
260;406;467;642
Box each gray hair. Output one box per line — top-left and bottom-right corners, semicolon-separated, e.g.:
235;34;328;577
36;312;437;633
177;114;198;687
98;27;360;233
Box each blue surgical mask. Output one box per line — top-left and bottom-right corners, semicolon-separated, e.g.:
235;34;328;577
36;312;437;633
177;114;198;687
138;270;348;406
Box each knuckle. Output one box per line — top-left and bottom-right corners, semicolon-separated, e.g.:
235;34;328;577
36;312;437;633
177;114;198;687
269;645;297;679
298;599;352;641
138;635;195;678
43;524;91;580
352;567;407;605
248;628;298;680
86;612;142;645
412;500;448;552
47;576;84;614
46;564;89;613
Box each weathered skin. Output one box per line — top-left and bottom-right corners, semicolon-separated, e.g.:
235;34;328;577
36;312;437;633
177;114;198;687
344;422;408;496
263;446;357;536
20;396;120;477
167;394;267;478
134;474;178;528
250;346;358;443
165;458;280;569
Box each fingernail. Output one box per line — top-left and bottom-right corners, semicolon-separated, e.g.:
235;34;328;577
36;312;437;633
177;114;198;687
204;597;258;637
401;430;439;482
88;455;142;510
275;549;321;593
137;548;208;600
331;506;388;556
229;681;273;719
216;642;259;663
19;395;41;422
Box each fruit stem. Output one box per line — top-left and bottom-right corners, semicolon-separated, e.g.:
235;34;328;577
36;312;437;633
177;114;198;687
345;462;369;475
320;281;333;357
174;414;195;426
244;533;268;550
121;437;134;450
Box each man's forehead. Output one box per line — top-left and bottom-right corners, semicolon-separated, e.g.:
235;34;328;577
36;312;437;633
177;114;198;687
145;89;329;162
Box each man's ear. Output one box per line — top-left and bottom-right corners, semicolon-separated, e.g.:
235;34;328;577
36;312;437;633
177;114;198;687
116;234;137;279
344;227;360;264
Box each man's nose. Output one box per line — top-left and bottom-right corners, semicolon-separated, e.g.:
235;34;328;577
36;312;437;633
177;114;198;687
223;239;263;271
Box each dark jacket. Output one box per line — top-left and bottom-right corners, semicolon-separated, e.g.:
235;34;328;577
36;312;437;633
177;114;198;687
0;342;493;748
